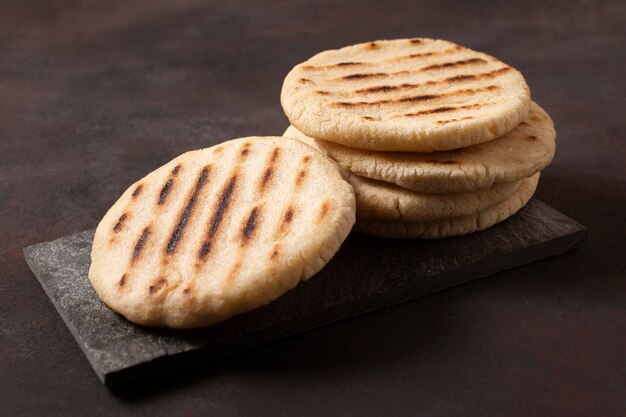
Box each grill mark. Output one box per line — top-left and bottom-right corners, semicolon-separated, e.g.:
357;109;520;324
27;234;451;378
316;200;331;224
299;78;313;84
113;213;127;233
284;207;294;223
132;184;143;198
446;66;512;82
294;155;310;188
240;143;252;158
276;206;295;237
446;74;475;82
331;59;488;83
526;135;538;141
172;165;181;175
302;62;366;70
158;179;174;205
295;170;307;187
241;206;259;244
261;168;273;189
421;57;487;71
118;274;127;288
367;42;380;50
332;86;499;108
362;116;375;121
259;147;281;192
198;243;210;259
386;46;461;63
148;277;167;295
356;85;401;94
437;116;474;125
409;38;424;44
341;72;387;80
389;51;436;61
198;174;238;260
165;166;211;255
132;227;151;263
519;121;529;126
401;103;486;118
350;67;512;96
270;243;280;261
399;94;438;103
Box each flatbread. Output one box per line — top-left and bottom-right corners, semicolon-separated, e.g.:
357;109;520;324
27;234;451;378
89;137;356;328
348;173;521;222
281;38;530;152
284;102;555;194
354;173;539;238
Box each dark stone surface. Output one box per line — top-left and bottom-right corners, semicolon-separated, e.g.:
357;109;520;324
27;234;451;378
23;200;586;386
2;0;625;415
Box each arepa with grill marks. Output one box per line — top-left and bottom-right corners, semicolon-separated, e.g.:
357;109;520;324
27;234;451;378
89;137;356;328
281;38;531;152
284;102;555;194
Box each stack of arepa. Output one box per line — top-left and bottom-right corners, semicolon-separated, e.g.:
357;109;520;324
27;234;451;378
281;38;555;238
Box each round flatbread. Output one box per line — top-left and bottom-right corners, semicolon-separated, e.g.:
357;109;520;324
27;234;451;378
281;38;531;152
284;102;554;194
354;173;539;239
348;173;521;222
89;137;356;328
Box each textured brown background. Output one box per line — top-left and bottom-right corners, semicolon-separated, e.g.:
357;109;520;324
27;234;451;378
1;1;625;416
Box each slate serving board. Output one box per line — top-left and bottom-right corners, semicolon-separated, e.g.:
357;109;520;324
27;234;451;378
24;199;586;386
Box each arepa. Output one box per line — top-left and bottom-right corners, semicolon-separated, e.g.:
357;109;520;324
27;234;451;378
281;38;531;152
284;102;555;194
347;173;521;222
89;137;356;328
355;173;539;239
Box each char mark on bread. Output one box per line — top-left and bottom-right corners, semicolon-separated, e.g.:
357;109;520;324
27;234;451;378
302;62;366;71
198;174;238;260
241;206;259;244
132;227;151;263
158;179;174;205
331;86;499;108
350;68;511;96
166;166;211;255
113;213;127;233
258;147;281;192
158;165;182;205
341;72;388;80
421;57;487;71
132;184;143;198
401;103;486;118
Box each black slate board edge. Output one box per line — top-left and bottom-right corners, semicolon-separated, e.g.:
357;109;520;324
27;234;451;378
23;250;111;384
25;223;586;386
103;227;587;386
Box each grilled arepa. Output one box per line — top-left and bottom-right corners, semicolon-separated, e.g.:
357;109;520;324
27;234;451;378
89;137;356;328
346;174;521;222
281;38;530;152
355;173;539;239
284;102;555;194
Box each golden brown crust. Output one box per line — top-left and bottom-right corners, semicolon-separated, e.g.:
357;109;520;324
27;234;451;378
281;38;531;152
89;137;356;328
